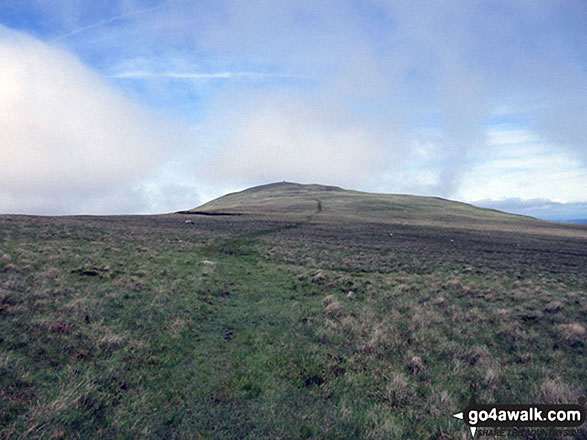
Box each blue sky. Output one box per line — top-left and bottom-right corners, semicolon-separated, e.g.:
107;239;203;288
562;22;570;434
1;0;586;220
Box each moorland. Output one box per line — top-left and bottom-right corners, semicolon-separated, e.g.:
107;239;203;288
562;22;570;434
1;182;585;439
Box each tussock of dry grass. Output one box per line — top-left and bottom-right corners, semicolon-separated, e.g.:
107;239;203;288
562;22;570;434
322;294;335;307
544;300;564;312
407;355;425;376
539;377;579;404
483;367;499;386
431;296;446;306
383;372;412;407
557;322;585;343
323;298;343;318
427;389;455;418
465;345;492;367
97;334;127;352
312;270;327;284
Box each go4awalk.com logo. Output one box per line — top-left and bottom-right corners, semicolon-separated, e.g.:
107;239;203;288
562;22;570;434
452;384;586;438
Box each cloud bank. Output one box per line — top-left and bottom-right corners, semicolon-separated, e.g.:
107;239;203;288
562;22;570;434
199;91;402;190
155;0;586;199
0;26;183;214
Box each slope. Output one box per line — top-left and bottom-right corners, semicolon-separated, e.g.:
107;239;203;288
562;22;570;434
188;181;548;231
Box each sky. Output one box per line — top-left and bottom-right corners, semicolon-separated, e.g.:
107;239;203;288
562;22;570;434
1;0;586;221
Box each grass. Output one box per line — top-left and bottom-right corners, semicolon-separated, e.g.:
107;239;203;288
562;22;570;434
1;184;586;439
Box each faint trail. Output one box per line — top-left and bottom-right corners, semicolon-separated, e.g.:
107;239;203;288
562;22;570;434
213;199;322;256
249;198;322;237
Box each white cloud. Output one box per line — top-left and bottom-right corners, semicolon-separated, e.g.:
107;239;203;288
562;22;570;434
199;91;404;190
0;26;184;214
474;198;587;222
111;70;294;80
456;128;586;203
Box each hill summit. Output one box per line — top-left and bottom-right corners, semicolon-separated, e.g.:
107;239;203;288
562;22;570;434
188;181;533;227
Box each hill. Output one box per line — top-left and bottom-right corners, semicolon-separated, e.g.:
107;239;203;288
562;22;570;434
188;181;570;233
192;182;502;218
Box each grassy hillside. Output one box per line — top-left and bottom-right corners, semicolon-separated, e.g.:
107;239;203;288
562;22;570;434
190;182;560;233
1;184;586;439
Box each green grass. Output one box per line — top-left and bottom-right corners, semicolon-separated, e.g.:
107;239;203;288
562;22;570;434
1;186;586;439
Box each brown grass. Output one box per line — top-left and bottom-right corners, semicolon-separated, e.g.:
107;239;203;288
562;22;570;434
557;323;585;343
323;299;343;319
384;372;412;407
407;355;425;375
539;377;578;404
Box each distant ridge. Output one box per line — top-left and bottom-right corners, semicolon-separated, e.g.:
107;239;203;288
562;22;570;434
554;219;587;225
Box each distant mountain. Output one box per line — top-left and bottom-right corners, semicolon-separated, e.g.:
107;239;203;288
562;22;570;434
556;219;587;224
